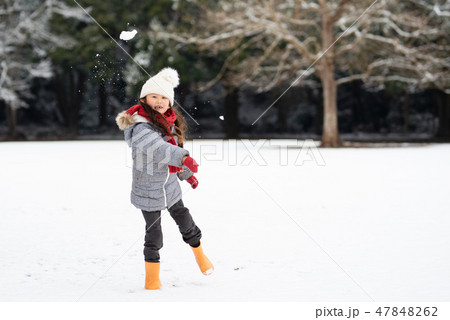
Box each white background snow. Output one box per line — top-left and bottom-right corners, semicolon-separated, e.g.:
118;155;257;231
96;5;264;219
0;140;449;303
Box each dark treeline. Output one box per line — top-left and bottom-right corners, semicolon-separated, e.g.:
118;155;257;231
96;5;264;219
1;78;447;141
1;0;449;143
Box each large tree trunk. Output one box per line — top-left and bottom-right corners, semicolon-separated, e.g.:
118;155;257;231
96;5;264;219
319;12;343;147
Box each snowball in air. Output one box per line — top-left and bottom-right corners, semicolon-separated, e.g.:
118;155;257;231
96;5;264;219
219;116;224;120
119;29;137;41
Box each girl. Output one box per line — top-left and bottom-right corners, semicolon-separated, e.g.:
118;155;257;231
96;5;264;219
115;67;214;290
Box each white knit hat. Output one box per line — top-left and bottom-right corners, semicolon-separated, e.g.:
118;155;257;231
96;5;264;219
139;67;180;106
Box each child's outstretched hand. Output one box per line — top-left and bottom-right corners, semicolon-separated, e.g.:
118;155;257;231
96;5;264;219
182;156;199;173
186;175;199;189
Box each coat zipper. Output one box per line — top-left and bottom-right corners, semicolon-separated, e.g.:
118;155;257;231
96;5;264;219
162;125;174;209
162;167;170;208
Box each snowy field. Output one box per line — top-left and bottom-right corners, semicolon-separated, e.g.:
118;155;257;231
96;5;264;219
0;139;449;302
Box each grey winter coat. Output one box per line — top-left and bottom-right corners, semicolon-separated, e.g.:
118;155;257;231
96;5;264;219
116;110;194;211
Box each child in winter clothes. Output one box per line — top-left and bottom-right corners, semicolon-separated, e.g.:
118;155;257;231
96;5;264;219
115;67;213;290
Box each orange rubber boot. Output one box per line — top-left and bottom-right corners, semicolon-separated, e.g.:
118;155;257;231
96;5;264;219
145;262;162;290
191;243;214;275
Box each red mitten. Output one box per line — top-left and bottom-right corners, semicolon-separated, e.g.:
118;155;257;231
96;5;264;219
183;156;199;173
186;176;199;189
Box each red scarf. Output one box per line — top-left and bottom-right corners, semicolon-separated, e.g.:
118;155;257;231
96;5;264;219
125;104;182;173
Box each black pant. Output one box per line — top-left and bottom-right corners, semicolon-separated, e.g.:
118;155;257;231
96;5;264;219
141;199;202;262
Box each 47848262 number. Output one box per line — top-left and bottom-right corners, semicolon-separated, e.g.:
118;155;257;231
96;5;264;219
376;307;438;317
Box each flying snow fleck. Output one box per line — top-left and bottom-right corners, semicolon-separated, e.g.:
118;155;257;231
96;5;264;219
119;29;137;41
219;116;224;120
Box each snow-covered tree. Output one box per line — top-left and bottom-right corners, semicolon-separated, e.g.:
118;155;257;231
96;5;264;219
0;0;77;138
151;0;450;146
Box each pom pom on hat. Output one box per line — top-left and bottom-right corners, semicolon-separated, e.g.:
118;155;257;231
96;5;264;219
158;67;179;87
139;67;179;106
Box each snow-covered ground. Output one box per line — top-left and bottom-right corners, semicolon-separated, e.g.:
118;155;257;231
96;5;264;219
0;140;449;302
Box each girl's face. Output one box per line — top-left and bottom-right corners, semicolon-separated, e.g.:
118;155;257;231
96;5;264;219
143;93;170;114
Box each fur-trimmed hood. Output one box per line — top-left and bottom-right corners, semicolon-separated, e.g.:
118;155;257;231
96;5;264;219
115;110;149;131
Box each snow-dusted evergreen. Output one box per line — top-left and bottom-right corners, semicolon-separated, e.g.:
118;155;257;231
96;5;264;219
0;0;85;136
0;0;53;110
